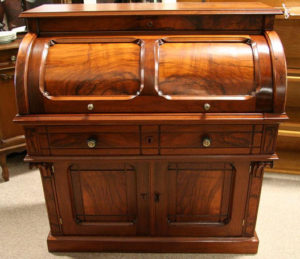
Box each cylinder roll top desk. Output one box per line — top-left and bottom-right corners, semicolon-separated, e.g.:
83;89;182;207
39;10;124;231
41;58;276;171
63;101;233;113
14;2;287;253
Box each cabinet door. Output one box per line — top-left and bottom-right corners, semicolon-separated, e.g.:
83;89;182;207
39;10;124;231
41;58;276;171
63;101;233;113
154;161;250;237
53;161;150;236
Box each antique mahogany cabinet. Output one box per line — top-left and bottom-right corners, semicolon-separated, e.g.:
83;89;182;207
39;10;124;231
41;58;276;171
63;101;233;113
14;3;287;253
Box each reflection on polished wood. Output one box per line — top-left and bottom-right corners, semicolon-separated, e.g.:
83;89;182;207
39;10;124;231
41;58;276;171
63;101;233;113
14;3;286;253
158;41;254;96
44;42;142;97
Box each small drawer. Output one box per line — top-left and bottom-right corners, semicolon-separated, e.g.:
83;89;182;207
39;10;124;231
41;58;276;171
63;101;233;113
0;48;18;68
47;126;140;156
0;68;15;81
160;125;262;155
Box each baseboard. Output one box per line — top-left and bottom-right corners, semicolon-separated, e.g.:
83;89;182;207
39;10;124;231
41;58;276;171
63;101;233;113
47;232;259;253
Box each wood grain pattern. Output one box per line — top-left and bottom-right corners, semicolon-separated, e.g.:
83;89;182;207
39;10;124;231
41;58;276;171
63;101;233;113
243;161;273;236
31;162;63;235
33;15;267;33
23;124;267;156
14;3;286;254
265;31;287;113
167;163;234;224
154;161;250;237
157;38;255;97
47;233;259;253
20;3;281;17
261;125;278;154
15;34;281;113
14;33;36;115
70;167;137;223
43;40;142;98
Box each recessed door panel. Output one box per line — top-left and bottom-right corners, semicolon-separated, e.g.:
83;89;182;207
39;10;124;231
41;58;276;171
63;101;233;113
167;163;233;224
154;161;250;237
54;161;149;236
71;169;136;223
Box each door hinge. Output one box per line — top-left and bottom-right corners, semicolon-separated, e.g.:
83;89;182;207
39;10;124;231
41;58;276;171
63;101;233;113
242;219;245;226
59;218;63;225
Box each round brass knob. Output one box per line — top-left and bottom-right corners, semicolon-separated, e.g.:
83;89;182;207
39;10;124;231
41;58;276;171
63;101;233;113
87;138;96;148
204;103;211;111
87;103;94;111
10;55;16;62
202;137;211;148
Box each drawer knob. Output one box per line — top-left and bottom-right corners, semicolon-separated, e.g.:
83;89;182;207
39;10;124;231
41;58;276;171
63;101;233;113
87;103;94;111
202;137;211;148
204;103;211;111
11;55;16;62
87;138;96;148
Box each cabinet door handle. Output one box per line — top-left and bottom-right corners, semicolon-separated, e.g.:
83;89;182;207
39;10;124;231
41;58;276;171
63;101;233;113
154;192;160;203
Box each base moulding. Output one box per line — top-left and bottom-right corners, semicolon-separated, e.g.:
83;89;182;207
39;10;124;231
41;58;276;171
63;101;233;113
47;232;259;253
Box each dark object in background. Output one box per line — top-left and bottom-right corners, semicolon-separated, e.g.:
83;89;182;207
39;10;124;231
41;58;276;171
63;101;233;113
0;2;5;30
96;0;162;2
2;0;25;30
2;0;59;30
25;0;57;9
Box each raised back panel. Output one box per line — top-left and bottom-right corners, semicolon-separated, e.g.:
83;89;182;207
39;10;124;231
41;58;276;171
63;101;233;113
42;38;143;100
156;37;257;100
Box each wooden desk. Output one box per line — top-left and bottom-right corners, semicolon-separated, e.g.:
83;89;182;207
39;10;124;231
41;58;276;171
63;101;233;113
14;3;287;253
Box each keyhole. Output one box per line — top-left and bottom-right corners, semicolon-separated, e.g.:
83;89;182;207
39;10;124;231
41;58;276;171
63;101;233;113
147;21;153;28
147;136;153;144
154;192;160;202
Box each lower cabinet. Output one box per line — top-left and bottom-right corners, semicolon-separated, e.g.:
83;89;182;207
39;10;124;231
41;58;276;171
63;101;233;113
50;159;251;237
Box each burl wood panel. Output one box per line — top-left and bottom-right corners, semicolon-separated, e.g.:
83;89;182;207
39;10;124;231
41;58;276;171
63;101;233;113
167;163;234;223
157;40;254;97
71;168;137;223
44;42;142;97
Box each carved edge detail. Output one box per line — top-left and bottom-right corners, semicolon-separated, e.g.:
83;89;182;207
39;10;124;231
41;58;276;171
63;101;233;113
243;161;273;236
30;162;63;235
261;124;278;154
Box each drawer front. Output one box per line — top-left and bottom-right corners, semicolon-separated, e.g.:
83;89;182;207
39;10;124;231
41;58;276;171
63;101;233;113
160;125;262;155
0;48;17;69
23;124;276;157
47;126;140;156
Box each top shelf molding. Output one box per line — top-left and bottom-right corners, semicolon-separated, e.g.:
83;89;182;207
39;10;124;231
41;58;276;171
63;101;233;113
20;2;282;18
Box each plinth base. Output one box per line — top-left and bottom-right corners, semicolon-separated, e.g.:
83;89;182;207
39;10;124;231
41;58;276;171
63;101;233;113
48;233;259;253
